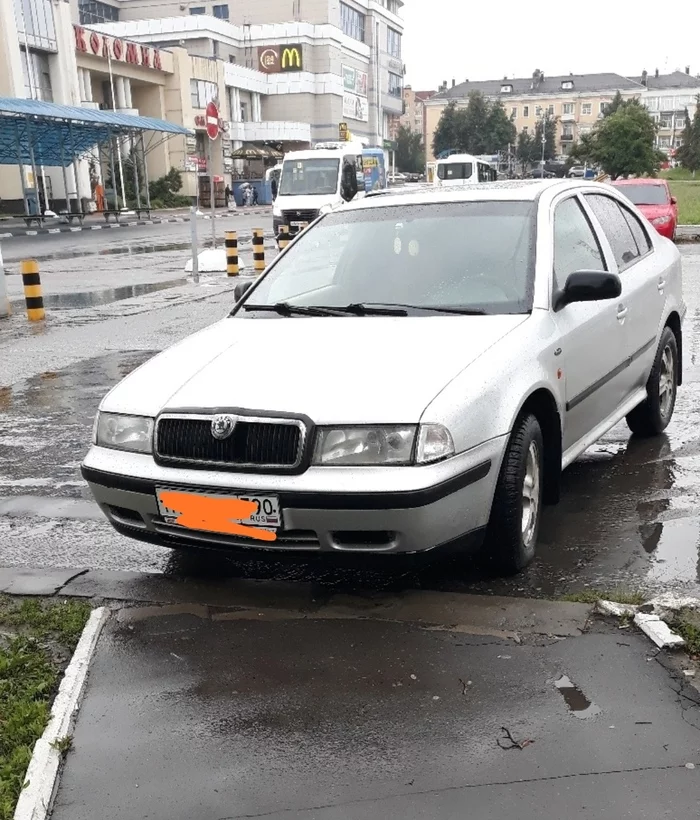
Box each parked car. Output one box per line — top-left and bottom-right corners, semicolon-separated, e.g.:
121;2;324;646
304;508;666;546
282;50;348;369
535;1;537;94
567;165;586;178
388;172;408;184
529;168;556;179
610;178;678;240
82;180;684;575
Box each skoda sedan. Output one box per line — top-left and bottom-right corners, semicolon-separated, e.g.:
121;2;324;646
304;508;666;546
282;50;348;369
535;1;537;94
82;180;685;575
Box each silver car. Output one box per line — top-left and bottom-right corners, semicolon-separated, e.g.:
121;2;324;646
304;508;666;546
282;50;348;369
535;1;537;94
82;180;685;574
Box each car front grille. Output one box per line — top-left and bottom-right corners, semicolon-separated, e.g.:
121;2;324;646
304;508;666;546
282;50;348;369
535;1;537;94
281;209;319;226
155;414;306;469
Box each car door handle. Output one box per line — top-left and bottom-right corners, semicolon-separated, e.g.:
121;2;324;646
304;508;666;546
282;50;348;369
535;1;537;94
617;305;628;322
658;278;666;291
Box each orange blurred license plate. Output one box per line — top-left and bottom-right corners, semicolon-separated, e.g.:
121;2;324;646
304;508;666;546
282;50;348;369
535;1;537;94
156;488;281;533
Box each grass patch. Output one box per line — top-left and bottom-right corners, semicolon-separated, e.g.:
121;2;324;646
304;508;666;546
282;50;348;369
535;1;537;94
669;609;700;658
0;597;91;820
668;180;700;224
560;588;647;606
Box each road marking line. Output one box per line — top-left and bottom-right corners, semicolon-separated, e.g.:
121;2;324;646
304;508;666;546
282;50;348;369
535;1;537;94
13;607;109;820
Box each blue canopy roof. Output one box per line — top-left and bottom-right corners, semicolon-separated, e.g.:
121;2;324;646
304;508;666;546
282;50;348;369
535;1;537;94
0;97;192;167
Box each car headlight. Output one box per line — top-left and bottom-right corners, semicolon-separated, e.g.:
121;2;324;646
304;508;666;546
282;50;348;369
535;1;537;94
272;203;281;217
312;424;454;466
95;412;154;454
651;215;671;225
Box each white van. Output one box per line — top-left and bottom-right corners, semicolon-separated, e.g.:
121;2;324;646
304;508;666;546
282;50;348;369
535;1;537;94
273;143;367;235
434;153;497;187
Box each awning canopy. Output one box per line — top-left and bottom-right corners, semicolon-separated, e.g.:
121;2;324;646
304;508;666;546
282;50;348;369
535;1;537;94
230;142;283;160
0;97;191;167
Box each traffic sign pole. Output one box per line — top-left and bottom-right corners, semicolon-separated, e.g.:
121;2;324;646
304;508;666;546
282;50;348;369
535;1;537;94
205;101;220;249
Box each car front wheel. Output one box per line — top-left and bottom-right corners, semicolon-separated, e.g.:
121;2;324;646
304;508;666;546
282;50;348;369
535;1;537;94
626;326;678;436
484;413;544;575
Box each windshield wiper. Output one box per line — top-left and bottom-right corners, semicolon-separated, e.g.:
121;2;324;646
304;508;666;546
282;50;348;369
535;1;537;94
241;303;348;317
336;303;489;316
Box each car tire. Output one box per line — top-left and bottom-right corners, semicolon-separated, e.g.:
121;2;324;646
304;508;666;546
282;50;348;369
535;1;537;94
626;327;678;437
484;413;544;575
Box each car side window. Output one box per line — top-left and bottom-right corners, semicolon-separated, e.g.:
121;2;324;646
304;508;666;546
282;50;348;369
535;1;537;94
553;196;606;293
620;206;653;256
584;194;641;271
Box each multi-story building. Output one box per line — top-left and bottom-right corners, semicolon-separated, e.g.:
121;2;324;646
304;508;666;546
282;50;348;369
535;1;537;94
399;85;434;137
424;68;700;165
0;0;405;212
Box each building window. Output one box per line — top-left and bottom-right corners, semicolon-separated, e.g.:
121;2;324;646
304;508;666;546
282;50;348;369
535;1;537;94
381;0;400;12
510;106;517;118
190;78;217;109
599;102;606;113
501;84;513;93
523;105;529;117
535;106;542;117
386;26;401;57
20;47;52;101
340;2;365;42
659;115;673;129
581;102;592;115
14;0;57;51
562;124;573;137
229;54;236;63
562;103;574;115
189;6;205;14
240;101;248;122
213;4;229;18
547;105;555;116
561;80;574;90
78;0;119;25
388;71;402;98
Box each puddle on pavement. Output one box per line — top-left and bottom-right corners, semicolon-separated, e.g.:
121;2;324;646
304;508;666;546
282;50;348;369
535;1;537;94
13;279;184;309
554;675;601;719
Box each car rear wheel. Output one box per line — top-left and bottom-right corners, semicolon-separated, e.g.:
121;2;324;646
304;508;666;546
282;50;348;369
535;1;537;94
484;413;544;575
626;327;678;436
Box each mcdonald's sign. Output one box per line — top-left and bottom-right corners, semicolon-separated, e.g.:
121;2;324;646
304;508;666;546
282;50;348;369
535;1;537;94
257;44;303;74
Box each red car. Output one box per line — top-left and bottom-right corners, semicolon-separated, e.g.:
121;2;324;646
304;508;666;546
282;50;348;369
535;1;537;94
611;178;678;240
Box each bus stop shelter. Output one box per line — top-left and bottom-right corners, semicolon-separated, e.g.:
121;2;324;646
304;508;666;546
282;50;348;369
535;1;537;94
0;97;192;216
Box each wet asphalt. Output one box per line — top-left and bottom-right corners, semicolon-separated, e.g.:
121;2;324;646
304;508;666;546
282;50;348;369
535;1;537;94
1;240;700;598
50;607;700;820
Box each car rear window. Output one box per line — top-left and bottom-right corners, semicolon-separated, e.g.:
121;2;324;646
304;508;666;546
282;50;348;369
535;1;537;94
614;184;669;206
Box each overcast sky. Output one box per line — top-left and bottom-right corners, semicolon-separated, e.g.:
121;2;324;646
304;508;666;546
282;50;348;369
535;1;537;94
401;0;699;90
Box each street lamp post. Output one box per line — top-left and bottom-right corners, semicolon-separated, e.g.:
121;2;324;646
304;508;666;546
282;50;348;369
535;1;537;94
541;113;547;172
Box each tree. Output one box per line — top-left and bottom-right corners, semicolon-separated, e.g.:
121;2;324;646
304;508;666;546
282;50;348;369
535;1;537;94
578;100;662;179
676;97;700;176
516;130;535;174
603;90;626;118
534;113;558;162
432;92;516;157
395;125;424;174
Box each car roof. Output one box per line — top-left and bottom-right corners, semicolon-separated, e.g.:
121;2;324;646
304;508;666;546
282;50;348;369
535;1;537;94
611;178;668;186
346;179;586;210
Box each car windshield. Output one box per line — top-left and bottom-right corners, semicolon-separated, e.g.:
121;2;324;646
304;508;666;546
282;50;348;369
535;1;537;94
614;184;669;206
438;163;473;181
237;201;537;316
279;159;340;196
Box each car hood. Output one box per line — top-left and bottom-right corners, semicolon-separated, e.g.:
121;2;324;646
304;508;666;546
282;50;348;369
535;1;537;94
103;314;528;424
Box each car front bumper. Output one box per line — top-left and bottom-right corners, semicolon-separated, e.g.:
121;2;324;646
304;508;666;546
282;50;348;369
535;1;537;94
81;435;506;556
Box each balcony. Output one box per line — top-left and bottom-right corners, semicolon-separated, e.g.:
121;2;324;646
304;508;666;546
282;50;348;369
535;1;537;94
560;112;576;122
227;120;312;143
560;133;574;142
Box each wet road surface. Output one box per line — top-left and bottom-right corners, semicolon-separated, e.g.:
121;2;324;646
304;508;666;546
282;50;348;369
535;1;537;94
1;246;700;598
51;607;700;820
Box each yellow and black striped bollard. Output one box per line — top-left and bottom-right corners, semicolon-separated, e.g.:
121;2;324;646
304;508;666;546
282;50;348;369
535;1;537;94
252;228;265;274
225;230;239;277
278;225;290;250
21;259;45;321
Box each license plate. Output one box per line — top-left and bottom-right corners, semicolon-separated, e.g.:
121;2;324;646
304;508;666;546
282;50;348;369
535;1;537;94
291;221;308;228
156;488;281;531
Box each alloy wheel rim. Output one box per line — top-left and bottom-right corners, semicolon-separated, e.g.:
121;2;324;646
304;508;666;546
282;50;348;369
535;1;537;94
521;440;541;548
658;344;675;420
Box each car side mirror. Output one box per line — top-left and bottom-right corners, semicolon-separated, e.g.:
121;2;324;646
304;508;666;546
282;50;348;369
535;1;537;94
555;270;621;311
671;196;678;205
341;165;358;201
234;281;252;302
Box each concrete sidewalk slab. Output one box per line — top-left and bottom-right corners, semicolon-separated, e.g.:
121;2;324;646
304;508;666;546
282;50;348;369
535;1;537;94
51;611;700;820
0;565;87;595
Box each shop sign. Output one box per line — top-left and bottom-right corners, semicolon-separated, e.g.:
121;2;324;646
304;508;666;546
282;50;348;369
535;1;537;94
74;25;163;70
342;65;368;97
339;122;349;141
257;44;304;74
343;93;368;123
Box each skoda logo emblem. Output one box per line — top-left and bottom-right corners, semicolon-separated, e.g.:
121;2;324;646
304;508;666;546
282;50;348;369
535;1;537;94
211;414;236;440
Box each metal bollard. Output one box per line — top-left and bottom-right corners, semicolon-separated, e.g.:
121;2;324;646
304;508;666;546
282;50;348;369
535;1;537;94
225;230;239;277
278;225;290;250
21;259;45;321
252;228;265;274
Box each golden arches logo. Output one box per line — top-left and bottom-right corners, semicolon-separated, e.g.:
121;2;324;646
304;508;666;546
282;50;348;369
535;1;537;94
281;47;301;69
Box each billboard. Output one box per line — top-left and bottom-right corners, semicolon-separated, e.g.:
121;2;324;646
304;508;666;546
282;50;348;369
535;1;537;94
343;93;368;122
342;65;368;97
258;44;304;73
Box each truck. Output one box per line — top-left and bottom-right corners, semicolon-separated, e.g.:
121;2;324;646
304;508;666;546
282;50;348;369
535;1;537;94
272;142;387;236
